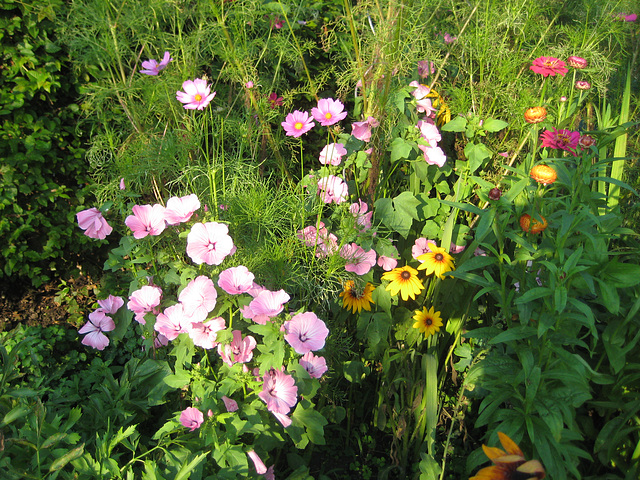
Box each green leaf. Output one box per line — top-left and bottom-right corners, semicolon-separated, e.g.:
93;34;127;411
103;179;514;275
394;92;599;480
602;261;640;288
389;137;413;162
464;142;493;173
441;115;467;132
482;118;509;132
49;444;85;472
175;452;209;480
489;325;537;344
292;401;328;445
514;287;552;305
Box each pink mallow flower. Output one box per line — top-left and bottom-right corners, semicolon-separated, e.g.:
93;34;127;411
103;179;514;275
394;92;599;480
164;194;201;225
417;119;441;146
186;222;234;265
76;208;113;240
218;330;257;366
300;351;328;379
247;450;268;475
351;116;379;142
418;60;435;78
317;175;348;204
340;243;376;275
180;407;204;431
258;367;298;414
242;289;290;324
311;98;347;126
281;110;314;137
412;237;437;259
418;144;447;167
188;317;226;349
127;285;163;324
139;51;173;75
78;310;115;350
284;312;329;354
125;204;166;239
154;303;188;341
96;295;124;315
178;276;218;322
319;143;347;166
377;255;398;271
218;266;255;295
176;78;216;110
222;396;238;412
350;199;373;230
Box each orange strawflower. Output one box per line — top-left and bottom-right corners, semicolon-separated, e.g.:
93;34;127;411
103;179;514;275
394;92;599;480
470;432;545;480
530;164;557;185
519;214;548;234
524;107;547;124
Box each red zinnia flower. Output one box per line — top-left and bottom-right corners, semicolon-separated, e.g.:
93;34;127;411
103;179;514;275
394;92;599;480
529;56;568;77
540;128;580;153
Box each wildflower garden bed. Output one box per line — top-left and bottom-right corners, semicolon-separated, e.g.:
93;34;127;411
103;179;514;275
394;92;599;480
1;0;639;479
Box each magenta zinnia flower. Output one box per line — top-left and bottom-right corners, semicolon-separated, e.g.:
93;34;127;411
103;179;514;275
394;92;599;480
319;143;347;166
176;78;216;110
258;367;298;414
125;204;166;239
217;266;255;295
76;207;113;240
317;175;349;204
186;222;234;265
164;194;201;225
78;310;115;350
540;128;580;153
284;312;329;354
281;110;315;137
311;98;348;126
340;243;376;275
217;330;257;366
140;51;173;75
180;407;204;431
529;56;568;77
127;285;163;324
300;351;328;378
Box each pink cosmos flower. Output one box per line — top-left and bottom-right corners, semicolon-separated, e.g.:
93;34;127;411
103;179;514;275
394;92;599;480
443;33;457;44
154;303;187;341
281;110;315;137
186;222;234;265
140;51;173;75
242;289;290;324
540;128;580;153
222;396;238;412
418;60;435;78
188;317;226;349
119;178;126;190
311;98;348;126
96;295;124;314
378;255;398;271
351;116;379;142
317;175;349;204
245;81;254;89
319;143;347;166
418;144;447;167
258;367;298;414
412;237;437;259
180;407;204;431
284;312;329;354
300;351;328;378
78;310;115;350
566;56;588;69
340;243;376;275
179;276;218;321
176;78;216;110
125;204;166;239
316;232;339;258
616;13;637;22
247;451;267;475
127;285;163;324
217;330;257;366
529;57;568;77
268;92;283;108
164;194;201;225
218;266;255;295
77;208;113;240
474;247;487;257
417;119;441;146
350;199;373;230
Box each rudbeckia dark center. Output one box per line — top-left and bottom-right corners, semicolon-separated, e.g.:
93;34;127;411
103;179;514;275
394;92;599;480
401;271;412;280
349;289;364;299
425;318;433;326
435;253;444;261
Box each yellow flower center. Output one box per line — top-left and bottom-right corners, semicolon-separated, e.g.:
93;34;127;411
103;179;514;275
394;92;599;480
294;122;303;130
194;94;202;102
325;112;332;119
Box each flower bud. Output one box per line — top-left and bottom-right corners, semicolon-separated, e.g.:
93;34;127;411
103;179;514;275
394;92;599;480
520;213;548;234
488;187;502;201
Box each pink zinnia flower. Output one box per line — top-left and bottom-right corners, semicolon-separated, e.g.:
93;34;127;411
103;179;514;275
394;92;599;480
76;207;113;240
217;330;257;366
125;204;166;239
258;367;298;414
284;312;329;354
154;303;187;341
176;78;216;110
529;56;568;77
377;255;398;271
540;128;580;153
281;110;314;137
188;317;226;349
566;56;588;69
351;116;379;142
96;295;124;314
222;396;238;412
412;237;437;259
317;175;348;204
164;194;201;225
140;51;173;75
127;285;163;324
78;310;115;350
218;266;255;295
242;289;290;324
186;222;234;265
340;243;376;275
319;143;347;166
311;98;347;126
179;275;218;321
247;451;267;475
300;351;328;378
418;144;447;167
180;407;204;431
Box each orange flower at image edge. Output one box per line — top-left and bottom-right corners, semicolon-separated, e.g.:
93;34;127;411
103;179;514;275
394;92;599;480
524;106;547;124
470;432;545;480
519;214;548;234
530;164;557;185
